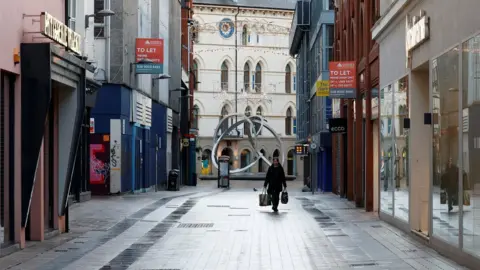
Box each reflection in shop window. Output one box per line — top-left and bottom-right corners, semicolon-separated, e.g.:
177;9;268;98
462;34;480;257
432;47;460;247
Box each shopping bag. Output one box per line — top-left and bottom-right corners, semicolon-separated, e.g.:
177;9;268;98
464;191;471;206
281;190;289;204
259;190;271;206
440;191;447;205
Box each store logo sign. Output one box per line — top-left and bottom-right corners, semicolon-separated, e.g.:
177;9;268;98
406;11;429;52
329;118;347;134
40;12;81;55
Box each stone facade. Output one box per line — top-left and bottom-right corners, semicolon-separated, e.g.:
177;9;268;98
192;4;302;177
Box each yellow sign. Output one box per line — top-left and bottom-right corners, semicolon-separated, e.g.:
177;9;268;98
40;12;81;55
316;80;330;96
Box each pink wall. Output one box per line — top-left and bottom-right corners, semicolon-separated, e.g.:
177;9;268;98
0;0;65;74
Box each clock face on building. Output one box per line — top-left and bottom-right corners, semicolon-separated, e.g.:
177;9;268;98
218;18;235;38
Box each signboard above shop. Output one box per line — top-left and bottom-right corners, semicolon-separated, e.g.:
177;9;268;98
40;12;81;55
135;38;164;74
329;61;356;99
329;118;347;133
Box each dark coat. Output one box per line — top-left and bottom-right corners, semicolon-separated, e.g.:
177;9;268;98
441;165;470;193
264;165;287;194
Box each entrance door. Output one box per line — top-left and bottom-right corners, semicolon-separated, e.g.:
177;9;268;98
136;139;143;191
287;149;294;175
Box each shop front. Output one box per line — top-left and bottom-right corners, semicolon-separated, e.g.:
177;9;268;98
373;0;480;267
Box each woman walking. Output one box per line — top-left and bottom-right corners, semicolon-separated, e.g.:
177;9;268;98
264;157;287;212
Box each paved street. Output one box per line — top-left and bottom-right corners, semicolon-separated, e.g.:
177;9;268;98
0;181;468;270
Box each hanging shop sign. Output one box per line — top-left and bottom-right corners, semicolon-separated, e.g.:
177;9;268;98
329;61;356;99
405;11;429;52
329;118;347;133
40;12;81;55
135;38;164;74
295;144;309;156
316;80;330;97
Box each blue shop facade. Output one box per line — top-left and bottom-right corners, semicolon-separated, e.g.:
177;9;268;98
90;83;168;194
289;0;335;192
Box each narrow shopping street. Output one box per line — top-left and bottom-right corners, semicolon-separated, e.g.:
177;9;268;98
0;181;465;270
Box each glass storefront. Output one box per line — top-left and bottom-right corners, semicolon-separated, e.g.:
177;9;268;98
379;32;480;261
461;34;480;257
379;77;410;221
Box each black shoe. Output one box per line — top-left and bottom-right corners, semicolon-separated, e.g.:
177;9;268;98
274;208;278;212
448;206;453;212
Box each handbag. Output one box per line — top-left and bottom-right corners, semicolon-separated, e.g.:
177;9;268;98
281;189;289;204
440;191;447;205
464;191;471;206
259;189;272;206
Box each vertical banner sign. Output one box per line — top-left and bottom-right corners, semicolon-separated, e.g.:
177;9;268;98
316;80;330;96
135;38;164;74
329;61;357;99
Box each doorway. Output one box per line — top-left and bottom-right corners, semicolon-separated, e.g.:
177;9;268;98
201;149;212;175
287;149;294;175
240;149;251;172
258;149;266;172
1;71;16;246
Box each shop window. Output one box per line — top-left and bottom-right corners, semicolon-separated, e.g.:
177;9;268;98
462;35;480;257
432;48;460;247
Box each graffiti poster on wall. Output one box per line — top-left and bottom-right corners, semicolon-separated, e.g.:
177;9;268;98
90;134;110;185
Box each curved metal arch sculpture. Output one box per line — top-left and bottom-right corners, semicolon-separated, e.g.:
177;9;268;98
211;113;285;174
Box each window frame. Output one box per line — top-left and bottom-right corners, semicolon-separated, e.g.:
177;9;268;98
221;61;229;91
94;0;106;38
255;63;262;92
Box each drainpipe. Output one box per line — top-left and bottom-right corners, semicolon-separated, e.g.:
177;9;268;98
105;0;111;81
234;7;240;126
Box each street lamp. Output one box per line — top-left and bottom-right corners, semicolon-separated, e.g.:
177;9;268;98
85;9;115;29
151;74;171;88
83;9;115;58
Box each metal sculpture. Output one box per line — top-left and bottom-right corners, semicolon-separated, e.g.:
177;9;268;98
211;113;284;174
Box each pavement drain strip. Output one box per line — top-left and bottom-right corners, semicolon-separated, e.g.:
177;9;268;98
100;198;199;269
36;193;197;270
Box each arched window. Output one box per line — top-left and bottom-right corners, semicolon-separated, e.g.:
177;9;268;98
285;107;292;135
193;105;199;129
242;25;249;45
254;107;262;135
285;64;292;93
221;61;229;90
244;106;251;136
255;63;262;92
193;60;199;91
243;63;250;91
273;149;280;158
220;105;230;134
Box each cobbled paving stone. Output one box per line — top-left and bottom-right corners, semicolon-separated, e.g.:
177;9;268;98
0;182;470;270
